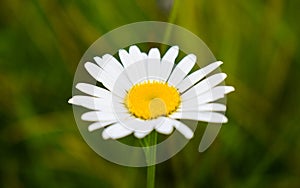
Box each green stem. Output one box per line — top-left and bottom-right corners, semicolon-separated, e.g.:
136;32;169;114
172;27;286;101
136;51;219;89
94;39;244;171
146;2;181;187
147;164;156;188
146;131;157;188
168;0;181;24
161;0;181;51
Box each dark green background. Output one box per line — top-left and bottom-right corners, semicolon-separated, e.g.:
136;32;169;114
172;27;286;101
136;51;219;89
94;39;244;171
1;0;299;187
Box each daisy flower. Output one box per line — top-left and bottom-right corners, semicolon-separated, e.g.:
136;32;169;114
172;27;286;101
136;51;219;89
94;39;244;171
69;45;234;140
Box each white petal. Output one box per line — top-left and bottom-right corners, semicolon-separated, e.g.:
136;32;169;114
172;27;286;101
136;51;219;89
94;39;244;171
119;49;132;68
160;46;179;81
81;111;118;122
129;45;144;63
93;56;103;66
68;98;74;104
134;60;148;83
84;62;103;82
120;116;158;132
182;86;235;106
100;54;124;75
124;59;148;84
148;48;160;59
148;48;162;80
168;54;196;86
173;120;194;139
68;95;112;111
75;83;112;98
155;117;174;135
162;46;179;64
178;103;227;112
102;123;133;139
84;62;131;98
112;72;133;98
181;73;227;101
170;111;228;123
134;131;152;139
118;45;146;68
70;94;124;110
141;52;147;59
118;46;148;84
177;61;223;92
97;55;132;98
84;62;115;91
112;99;130;113
88;120;116;132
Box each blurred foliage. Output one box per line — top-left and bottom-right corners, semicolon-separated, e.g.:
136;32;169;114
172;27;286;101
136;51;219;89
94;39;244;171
1;0;300;187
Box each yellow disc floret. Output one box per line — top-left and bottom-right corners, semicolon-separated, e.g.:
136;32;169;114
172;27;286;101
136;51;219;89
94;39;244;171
125;81;181;120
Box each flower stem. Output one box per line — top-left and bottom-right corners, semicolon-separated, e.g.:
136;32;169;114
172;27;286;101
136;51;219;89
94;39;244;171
168;0;181;24
146;131;157;188
146;2;180;187
147;164;156;188
162;0;181;49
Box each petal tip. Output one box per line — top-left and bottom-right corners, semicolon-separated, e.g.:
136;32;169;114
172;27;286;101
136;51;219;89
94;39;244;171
102;130;110;140
88;127;94;132
221;116;229;123
226;86;235;93
149;47;159;53
221;73;228;79
148;48;161;58
186;133;194;139
129;45;139;50
75;83;84;91
217;61;223;65
118;49;127;54
84;61;93;68
134;131;148;139
188;54;197;62
172;45;179;49
68;98;74;104
93;56;101;62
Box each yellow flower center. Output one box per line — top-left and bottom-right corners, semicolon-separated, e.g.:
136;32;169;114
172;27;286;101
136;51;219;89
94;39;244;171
125;81;181;120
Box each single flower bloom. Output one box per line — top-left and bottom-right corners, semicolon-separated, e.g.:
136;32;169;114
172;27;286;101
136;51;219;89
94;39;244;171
69;45;234;140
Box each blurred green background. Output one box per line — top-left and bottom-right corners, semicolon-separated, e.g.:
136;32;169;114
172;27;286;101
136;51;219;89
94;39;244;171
1;0;300;187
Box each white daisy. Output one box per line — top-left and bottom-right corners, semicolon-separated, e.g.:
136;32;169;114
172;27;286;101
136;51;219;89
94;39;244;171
69;45;234;140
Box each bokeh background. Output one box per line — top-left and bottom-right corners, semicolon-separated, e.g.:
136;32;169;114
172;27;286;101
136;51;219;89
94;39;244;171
1;0;300;187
